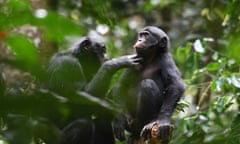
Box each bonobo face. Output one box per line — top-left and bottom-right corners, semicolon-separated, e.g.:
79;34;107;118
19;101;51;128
71;37;108;63
134;26;169;57
86;37;108;63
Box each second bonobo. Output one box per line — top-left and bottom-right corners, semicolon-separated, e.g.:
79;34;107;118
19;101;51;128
46;36;141;144
113;26;185;144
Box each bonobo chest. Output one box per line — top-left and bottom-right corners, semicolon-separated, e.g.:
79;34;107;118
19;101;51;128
141;62;160;79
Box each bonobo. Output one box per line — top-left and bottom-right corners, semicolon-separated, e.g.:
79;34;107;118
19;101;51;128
46;37;107;95
46;36;139;96
46;36;141;144
113;26;185;144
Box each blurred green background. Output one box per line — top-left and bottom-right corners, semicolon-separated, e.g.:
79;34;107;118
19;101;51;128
0;0;240;143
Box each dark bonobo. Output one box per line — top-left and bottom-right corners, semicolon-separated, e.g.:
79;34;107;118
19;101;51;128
46;37;107;95
46;36;141;144
113;26;185;144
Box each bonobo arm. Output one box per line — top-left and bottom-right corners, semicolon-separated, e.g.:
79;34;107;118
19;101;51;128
85;54;141;98
157;54;185;123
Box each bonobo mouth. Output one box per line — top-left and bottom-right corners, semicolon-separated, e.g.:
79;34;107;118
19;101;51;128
135;49;146;61
134;43;145;49
134;43;146;57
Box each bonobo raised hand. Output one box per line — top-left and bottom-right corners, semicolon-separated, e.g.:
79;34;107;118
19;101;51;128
104;54;141;70
85;54;142;98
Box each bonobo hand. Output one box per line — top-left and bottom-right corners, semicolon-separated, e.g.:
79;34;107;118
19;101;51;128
104;54;142;70
113;114;127;141
140;119;174;143
114;114;135;141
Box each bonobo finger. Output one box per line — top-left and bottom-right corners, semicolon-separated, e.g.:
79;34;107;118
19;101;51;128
127;54;137;59
151;124;159;139
116;129;122;140
158;125;166;138
116;128;125;141
114;125;126;141
140;128;147;139
120;130;126;141
133;57;143;62
141;126;151;140
157;125;174;140
163;125;169;138
157;127;163;139
115;128;120;139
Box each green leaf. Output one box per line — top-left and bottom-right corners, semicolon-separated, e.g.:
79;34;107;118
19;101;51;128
1;0;85;41
231;76;240;88
211;77;224;91
34;11;86;42
186;119;195;130
0;0;33;29
176;100;190;112
4;34;39;64
3;34;43;76
206;62;221;71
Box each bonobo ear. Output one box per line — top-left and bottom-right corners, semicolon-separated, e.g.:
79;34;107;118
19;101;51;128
159;37;167;48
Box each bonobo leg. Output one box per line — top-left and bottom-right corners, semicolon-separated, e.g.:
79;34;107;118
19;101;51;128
61;118;95;144
61;118;94;144
61;118;115;144
137;79;163;125
94;118;115;144
134;79;163;136
138;80;174;144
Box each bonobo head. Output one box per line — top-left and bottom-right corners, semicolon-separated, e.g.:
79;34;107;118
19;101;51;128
70;36;108;63
134;26;170;59
70;37;108;82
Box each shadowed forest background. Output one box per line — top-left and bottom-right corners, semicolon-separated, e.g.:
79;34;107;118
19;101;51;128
0;0;240;143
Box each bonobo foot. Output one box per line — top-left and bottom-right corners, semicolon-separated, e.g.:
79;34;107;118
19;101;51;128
141;121;174;144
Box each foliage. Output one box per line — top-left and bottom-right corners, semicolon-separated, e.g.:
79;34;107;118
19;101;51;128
0;0;240;143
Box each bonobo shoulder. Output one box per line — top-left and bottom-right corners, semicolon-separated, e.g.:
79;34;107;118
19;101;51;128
48;53;80;70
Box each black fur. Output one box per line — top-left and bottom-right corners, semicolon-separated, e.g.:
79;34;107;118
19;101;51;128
113;26;185;143
46;36;140;144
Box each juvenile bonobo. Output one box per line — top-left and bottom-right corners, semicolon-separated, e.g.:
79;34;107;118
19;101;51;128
113;26;185;144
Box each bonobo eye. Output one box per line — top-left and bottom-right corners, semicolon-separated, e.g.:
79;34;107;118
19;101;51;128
80;39;91;50
94;43;106;53
102;44;106;53
139;31;150;38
